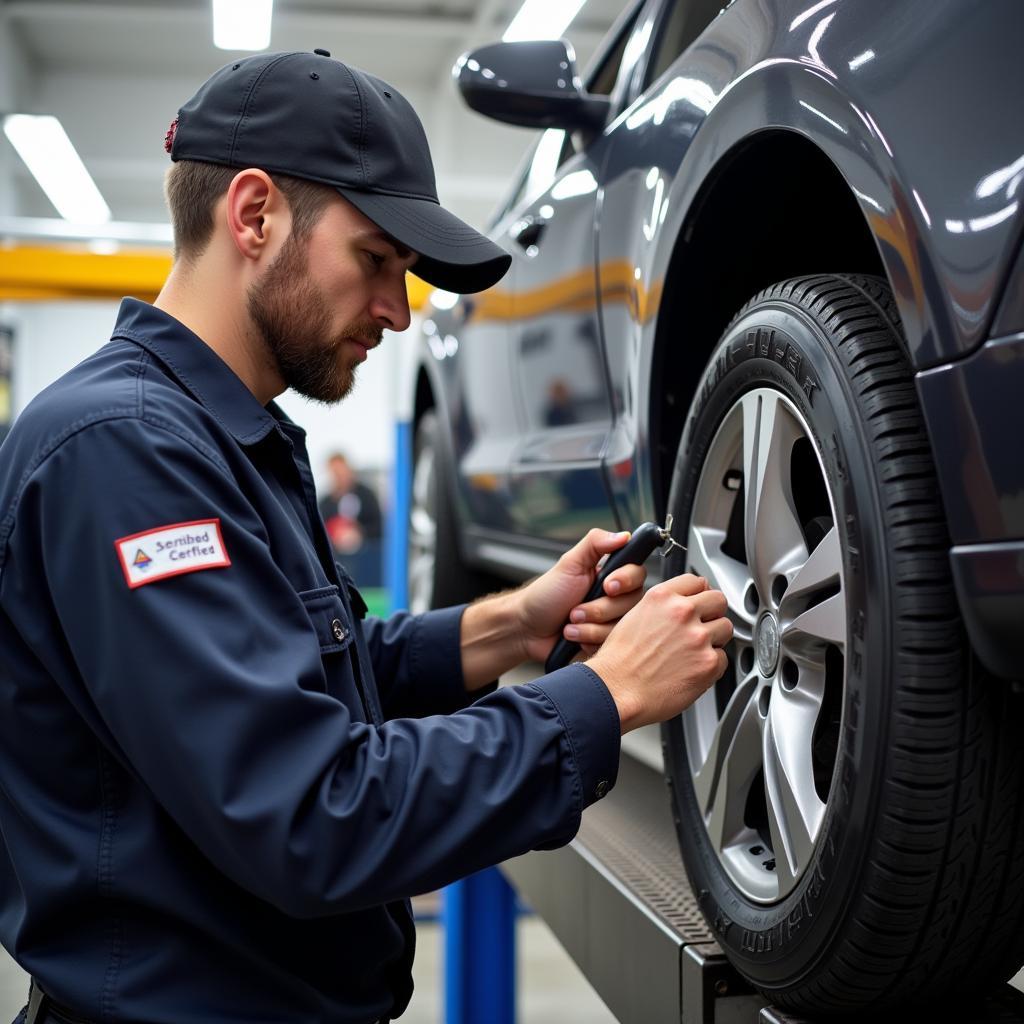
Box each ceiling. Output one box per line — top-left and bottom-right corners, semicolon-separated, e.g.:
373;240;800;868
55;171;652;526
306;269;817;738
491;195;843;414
0;0;629;233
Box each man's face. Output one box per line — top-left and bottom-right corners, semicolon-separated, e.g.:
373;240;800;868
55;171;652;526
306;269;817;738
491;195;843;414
328;456;354;492
247;195;416;405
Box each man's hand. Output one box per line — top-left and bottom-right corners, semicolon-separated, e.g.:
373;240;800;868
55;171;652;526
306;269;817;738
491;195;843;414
589;574;733;733
515;529;648;665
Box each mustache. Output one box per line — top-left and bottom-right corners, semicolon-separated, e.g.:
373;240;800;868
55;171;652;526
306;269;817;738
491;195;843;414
339;326;383;350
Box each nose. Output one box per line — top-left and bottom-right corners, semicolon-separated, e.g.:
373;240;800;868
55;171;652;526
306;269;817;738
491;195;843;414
369;277;412;333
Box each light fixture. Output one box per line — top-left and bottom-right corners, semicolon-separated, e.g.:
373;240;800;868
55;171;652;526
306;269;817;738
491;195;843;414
213;0;273;51
503;0;587;42
2;115;111;224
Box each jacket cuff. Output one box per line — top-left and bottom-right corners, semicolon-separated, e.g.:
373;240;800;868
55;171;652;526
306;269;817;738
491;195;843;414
410;604;495;714
527;663;621;808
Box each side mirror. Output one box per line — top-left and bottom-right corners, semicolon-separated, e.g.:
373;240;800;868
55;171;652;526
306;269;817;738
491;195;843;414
454;40;611;132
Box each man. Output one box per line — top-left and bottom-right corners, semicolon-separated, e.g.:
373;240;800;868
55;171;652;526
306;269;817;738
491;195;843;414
0;51;732;1024
318;453;383;586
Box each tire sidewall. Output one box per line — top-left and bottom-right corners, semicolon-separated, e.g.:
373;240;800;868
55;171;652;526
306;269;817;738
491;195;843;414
663;299;895;987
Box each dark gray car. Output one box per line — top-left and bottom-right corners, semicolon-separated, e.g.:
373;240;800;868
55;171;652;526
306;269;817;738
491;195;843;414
408;0;1024;1012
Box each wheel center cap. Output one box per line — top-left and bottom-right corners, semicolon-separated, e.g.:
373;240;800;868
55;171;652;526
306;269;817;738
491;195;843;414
756;612;781;676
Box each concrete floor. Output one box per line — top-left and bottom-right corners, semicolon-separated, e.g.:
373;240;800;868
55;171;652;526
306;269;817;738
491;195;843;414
0;914;617;1024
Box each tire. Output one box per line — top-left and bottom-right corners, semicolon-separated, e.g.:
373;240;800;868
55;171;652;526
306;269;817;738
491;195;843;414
661;274;1024;1012
408;409;501;612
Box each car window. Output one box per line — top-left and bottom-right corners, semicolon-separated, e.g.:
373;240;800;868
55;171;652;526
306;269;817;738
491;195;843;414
499;129;569;217
643;0;724;89
587;14;637;97
498;1;644;219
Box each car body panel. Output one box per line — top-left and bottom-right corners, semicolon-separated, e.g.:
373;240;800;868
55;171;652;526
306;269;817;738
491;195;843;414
414;0;1024;664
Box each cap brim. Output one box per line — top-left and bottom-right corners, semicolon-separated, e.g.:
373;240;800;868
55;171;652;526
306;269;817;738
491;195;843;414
337;188;511;294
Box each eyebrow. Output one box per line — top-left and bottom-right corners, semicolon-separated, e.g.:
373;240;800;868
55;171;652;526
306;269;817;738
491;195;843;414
356;229;414;262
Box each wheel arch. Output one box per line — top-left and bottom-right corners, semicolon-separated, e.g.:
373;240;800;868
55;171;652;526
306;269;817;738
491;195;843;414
647;130;887;518
413;362;435;426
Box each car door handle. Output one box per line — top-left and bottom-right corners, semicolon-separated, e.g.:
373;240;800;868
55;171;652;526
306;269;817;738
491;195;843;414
511;216;547;251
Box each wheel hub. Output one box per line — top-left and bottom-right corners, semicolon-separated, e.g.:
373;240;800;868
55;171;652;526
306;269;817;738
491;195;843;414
755;612;781;677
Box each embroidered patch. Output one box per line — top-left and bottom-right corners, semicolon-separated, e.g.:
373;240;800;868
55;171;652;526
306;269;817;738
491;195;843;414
115;518;230;589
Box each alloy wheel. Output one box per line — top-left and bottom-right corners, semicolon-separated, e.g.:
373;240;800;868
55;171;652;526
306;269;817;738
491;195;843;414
408;439;437;615
682;387;846;903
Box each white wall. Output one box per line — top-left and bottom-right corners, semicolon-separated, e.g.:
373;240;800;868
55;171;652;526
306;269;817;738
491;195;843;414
0;9;32;219
8;302;408;499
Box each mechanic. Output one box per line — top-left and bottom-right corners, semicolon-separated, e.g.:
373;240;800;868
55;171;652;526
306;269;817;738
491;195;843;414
0;51;733;1024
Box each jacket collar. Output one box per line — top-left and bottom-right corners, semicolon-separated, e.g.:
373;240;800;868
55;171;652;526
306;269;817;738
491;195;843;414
110;298;302;446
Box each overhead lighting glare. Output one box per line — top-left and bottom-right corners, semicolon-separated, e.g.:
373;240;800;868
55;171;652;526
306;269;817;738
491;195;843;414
213;0;273;51
503;0;587;42
848;49;875;70
3;115;111;224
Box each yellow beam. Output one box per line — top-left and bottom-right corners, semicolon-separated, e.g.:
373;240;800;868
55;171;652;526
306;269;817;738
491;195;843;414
0;244;173;302
0;243;437;311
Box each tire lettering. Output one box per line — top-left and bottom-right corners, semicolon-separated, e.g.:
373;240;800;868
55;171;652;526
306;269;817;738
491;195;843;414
830;434;846;481
736;328;818;403
853;609;865;642
845;514;860;575
741;929;773;954
714;908;733;936
785;347;802;378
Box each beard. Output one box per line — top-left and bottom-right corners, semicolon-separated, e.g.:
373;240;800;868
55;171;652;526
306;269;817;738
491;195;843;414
246;235;382;405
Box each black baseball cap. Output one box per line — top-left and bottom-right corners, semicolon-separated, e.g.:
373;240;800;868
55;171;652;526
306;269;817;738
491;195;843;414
166;49;511;294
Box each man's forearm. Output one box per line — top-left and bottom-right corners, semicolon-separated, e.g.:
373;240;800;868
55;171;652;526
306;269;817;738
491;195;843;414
459;589;528;691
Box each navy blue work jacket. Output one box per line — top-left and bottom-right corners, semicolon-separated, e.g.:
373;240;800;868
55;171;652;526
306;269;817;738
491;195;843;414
0;299;621;1023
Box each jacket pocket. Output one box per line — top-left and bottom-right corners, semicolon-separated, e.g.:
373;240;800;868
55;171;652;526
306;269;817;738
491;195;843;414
334;562;368;620
297;585;354;655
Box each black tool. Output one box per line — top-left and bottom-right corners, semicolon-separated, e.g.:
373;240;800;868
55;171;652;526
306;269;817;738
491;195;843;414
544;517;686;673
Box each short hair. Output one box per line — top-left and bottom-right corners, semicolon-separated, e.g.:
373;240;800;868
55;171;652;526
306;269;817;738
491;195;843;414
164;160;334;262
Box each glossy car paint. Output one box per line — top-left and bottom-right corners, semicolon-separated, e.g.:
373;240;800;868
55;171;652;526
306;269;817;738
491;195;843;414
415;0;1023;664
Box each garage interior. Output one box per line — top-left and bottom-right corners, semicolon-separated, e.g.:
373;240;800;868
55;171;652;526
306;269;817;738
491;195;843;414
2;0;1023;1022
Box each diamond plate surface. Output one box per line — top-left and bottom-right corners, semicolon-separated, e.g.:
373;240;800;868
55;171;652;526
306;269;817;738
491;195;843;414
576;755;714;943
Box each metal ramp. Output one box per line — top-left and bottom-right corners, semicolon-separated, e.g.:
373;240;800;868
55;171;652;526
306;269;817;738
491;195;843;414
501;754;1024;1024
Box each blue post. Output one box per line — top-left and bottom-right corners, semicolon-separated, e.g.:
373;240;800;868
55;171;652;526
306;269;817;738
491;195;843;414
392;421;516;1020
444;869;517;1024
387;419;412;611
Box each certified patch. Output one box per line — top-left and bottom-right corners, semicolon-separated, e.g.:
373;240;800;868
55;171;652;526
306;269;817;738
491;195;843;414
115;518;230;589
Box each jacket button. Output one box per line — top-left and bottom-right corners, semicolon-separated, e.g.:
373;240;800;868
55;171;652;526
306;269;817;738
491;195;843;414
331;619;346;641
595;780;609;799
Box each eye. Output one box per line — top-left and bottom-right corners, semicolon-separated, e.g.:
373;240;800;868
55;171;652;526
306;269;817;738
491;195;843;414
364;250;387;268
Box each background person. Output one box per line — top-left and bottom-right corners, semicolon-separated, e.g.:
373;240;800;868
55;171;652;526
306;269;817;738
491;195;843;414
319;451;384;586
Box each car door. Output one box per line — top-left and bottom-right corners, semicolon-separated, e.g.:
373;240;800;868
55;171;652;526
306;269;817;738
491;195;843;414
502;4;648;545
594;0;732;529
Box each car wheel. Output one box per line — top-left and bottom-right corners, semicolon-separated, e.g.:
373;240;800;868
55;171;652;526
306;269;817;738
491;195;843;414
661;274;1024;1011
408;408;499;613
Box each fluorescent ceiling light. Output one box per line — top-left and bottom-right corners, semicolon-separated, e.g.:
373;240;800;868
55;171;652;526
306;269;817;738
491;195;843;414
3;115;111;224
213;0;273;51
504;0;587;42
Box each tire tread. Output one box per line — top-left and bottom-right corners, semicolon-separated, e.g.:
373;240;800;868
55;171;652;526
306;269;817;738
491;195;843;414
729;275;1024;1012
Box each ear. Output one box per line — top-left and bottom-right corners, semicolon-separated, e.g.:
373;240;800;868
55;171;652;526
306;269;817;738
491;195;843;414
224;169;290;262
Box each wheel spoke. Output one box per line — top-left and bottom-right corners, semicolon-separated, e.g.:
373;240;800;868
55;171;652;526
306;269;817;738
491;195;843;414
782;589;847;650
696;676;764;852
741;392;808;599
407;550;435;612
780;526;841;607
409;505;436;546
688;525;755;641
762;683;826;889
